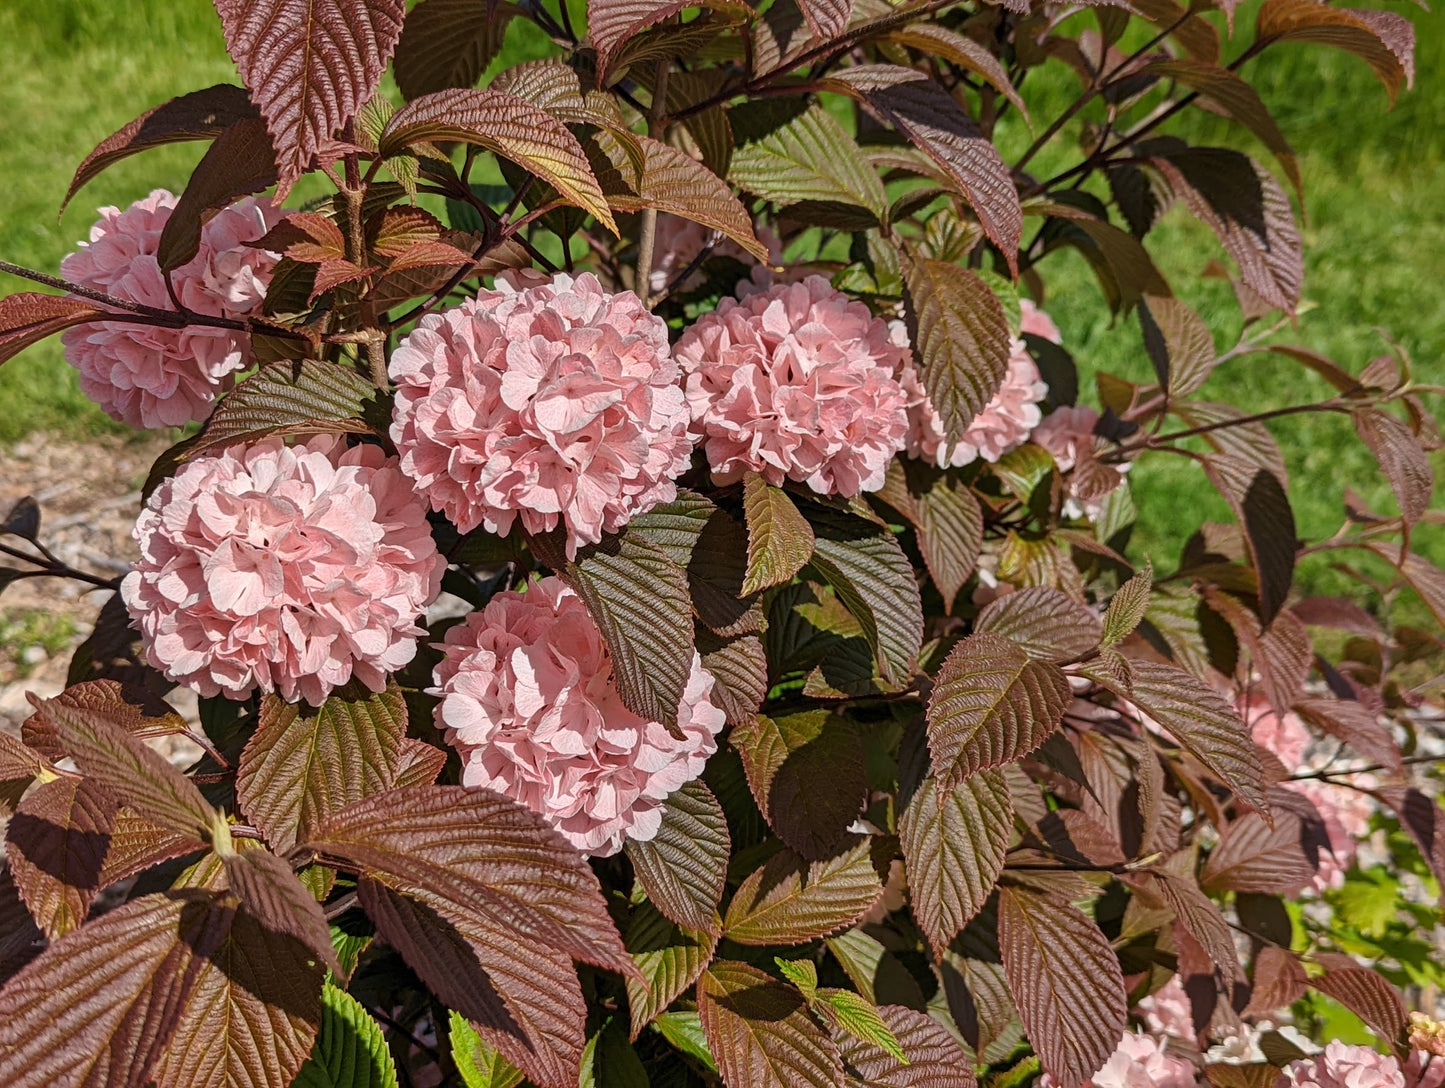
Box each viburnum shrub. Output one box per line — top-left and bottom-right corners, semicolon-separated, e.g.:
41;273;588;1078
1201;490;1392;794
1;0;1443;1086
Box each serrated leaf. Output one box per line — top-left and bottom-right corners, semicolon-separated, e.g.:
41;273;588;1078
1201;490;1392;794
222;847;341;974
700;631;768;726
805;506;923;686
1101;562;1152;648
940;952;1016;1061
393;0;519;100
588;0;751;82
360;879;585;1088
450;1011;526;1088
393;738;448;788
975;587;1101;664
1244;946;1308;1018
27;693;215;846
381;89;617;234
625;779;730;934
1200;811;1318;896
1138;869;1242;980
1256;0;1414;102
1293;697;1400;773
926;632;1071;793
742;474;815;595
214;0;406;196
0;294;108;366
587;132;767;261
1200;456;1296;627
5;776;118;939
1309;966;1408;1048
776;958;819;997
903;259;1012;449
626;903;718;1037
728;105;888;220
305;786;633;979
698;961;844;1088
1143;60;1300;197
292;983;398;1088
145;359;381;495
817;989;907;1066
825;67;1021;271
889;25;1027;121
731;710;867;860
62;84;259;211
653;1011;718;1072
1139;295;1216;397
997;884;1126;1088
236;683;406;855
156;118;279;270
490;60;632;137
798;0;851;40
1116;659;1269;816
900;771;1011;957
833;1003;977;1087
914;471;983;613
1353;407;1433;528
724;840;884;945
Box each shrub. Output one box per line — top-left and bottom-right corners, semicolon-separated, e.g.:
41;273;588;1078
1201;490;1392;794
0;1;1441;1087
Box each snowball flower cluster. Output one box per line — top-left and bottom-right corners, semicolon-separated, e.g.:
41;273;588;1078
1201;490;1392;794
901;298;1054;469
60;189;283;428
674;275;909;495
432;577;725;857
1137;978;1197;1044
389;272;692;558
1279;1043;1406;1088
1243;692;1377;890
1042;1033;1199;1088
122;436;444;706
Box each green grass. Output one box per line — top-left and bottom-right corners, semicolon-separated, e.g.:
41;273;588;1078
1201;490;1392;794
0;0;1440;599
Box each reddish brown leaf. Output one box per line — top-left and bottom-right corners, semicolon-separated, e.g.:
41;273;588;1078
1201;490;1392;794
359;879;585;1088
1353;407;1433;527
5;776;119;938
20;680;188;764
1257;0;1415;102
1293;696;1401;773
1373;786;1445;901
1310;966;1408;1049
222;847;340;973
1201;455;1297;626
826;66;1021;271
900;771;1011;957
156;118;280;271
587;0;751;82
63;84;259;211
625;779;729;934
889;25;1028;120
0;294;108;367
0;891;234;1088
1290;596;1383;640
393;738;448;789
1201;812;1318;895
237;684;405;855
798;0;851;40
926;631;1071;793
997;884;1127;1088
27;693;215;846
834;1003;978;1087
914;469;983;613
1139;294;1217;397
381;88;617;233
698;960;844;1088
976;586;1102;664
1142;869;1243;981
393;0;519;101
214;0;407;195
1244;946;1307;1017
724;841;884;945
0;864;43;983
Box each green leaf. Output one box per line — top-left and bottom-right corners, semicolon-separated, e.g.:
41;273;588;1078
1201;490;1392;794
817;989;907;1066
450;1011;525;1088
581;1016;650;1088
1101;561;1152;648
774;958;819;999
626;903;718;1037
652;1012;718;1073
380;88;618;234
742;474;815;595
731;710;867;860
26;693;216;847
392;0;518;101
975;586;1102;664
729;105;888;221
237;682;407;855
804;504;923;686
899;771;1011;956
293;983;399;1088
723;841;884;946
997;884;1127;1088
824;66;1021;271
832;1003;975;1087
625;779;730;934
697;961;844;1088
926;632;1071;793
903;259;1012;451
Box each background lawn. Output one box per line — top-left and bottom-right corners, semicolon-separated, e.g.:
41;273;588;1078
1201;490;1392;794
0;0;1440;603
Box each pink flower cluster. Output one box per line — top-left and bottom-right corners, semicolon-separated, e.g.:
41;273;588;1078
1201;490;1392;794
60;189;283;428
1243;693;1376;890
674;276;909;495
1137;978;1197;1044
121;436;444;705
388;272;692;558
1042;1033;1199;1088
432;577;725;857
901;298;1054;469
1279;1044;1406;1088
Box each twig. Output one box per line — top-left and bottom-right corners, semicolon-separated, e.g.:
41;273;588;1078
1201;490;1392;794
635;58;672;307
